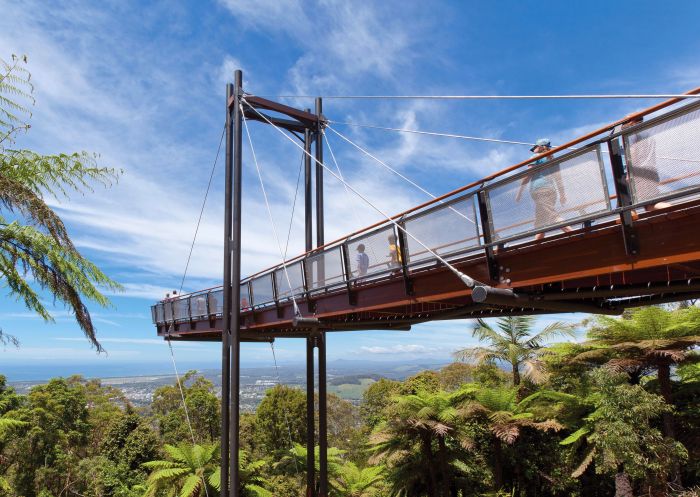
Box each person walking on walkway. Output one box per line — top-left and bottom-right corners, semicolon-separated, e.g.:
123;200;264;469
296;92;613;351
623;115;671;212
515;138;573;240
355;243;369;278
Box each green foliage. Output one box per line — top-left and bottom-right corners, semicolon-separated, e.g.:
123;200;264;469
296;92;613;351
561;370;687;488
142;443;218;497
399;370;440;395
582;306;700;382
333;462;385;497
151;371;220;444
0;54;122;350
253;384;307;457
370;389;481;496
454;316;575;387
361;378;401;430
0;305;697;497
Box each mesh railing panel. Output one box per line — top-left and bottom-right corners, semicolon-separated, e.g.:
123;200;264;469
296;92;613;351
348;225;397;278
190;295;208;318
624;105;700;205
154;304;164;323
208;289;223;315
164;302;173;321
251;274;275;306
305;247;345;290
240;284;251;311
486;146;609;242
173;298;189;321
404;196;480;265
274;262;305;301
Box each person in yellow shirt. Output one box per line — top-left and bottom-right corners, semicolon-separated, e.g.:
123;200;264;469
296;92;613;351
388;233;402;271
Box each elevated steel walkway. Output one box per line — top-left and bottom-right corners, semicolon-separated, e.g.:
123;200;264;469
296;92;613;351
153;97;700;342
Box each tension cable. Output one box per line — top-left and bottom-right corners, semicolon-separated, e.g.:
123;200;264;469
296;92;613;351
242;99;478;290
241;105;304;317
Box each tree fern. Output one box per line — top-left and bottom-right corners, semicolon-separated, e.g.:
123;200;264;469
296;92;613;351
0;54;122;350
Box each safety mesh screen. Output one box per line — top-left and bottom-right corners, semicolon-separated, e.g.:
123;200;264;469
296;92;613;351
154;304;164;323
251;275;275;306
208;289;223;315
623;105;700;204
274;261;305;301
486;146;609;242
240;284;251;311
404;196;480;265
305;247;345;290
348;225;397;278
190;294;208;318
164;302;173;321
173;298;189;321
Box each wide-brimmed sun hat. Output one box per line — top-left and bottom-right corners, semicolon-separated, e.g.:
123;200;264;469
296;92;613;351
530;138;552;152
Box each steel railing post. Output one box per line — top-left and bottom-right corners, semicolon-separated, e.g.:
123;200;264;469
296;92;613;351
608;135;639;255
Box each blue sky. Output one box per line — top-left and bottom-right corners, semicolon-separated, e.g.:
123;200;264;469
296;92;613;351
2;0;700;380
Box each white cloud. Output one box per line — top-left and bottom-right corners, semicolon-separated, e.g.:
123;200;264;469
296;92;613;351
360;344;440;354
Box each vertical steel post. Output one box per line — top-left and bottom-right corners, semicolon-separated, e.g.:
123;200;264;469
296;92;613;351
396;219;414;296
305;118;313;253
477;190;500;282
315;97;328;497
304;109;316;497
220;82;233;497
608;137;639;255
317;333;327;497
230;69;244;497
305;336;316;496
315;98;324;250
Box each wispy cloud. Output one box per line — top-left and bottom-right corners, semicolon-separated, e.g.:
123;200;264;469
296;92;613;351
360;344;441;354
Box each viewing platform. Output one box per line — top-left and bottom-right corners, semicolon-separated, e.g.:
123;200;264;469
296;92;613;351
152;99;700;342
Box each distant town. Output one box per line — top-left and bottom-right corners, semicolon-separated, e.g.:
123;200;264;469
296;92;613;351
9;360;447;411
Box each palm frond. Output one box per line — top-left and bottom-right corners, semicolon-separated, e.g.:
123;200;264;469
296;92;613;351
560;426;590;446
178;474;201;497
571;447;595;478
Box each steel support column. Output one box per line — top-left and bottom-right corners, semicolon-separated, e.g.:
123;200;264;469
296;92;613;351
306;336;315;496
230;69;243;497
315;97;328;497
220;82;233;497
304;109;316;497
317;333;328;497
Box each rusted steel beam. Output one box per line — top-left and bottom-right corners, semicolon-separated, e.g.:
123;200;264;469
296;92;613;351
242;109;307;133
238;95;321;129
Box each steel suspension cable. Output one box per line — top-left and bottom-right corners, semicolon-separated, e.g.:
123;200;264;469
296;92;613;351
250;93;700;100
324;132;381;264
163;333;210;497
163;125;226;497
326;125;476;225
284;154;305;259
269;342;301;474
243;99;478;289
328;120;535;147
242;106;303;316
178;124;226;294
